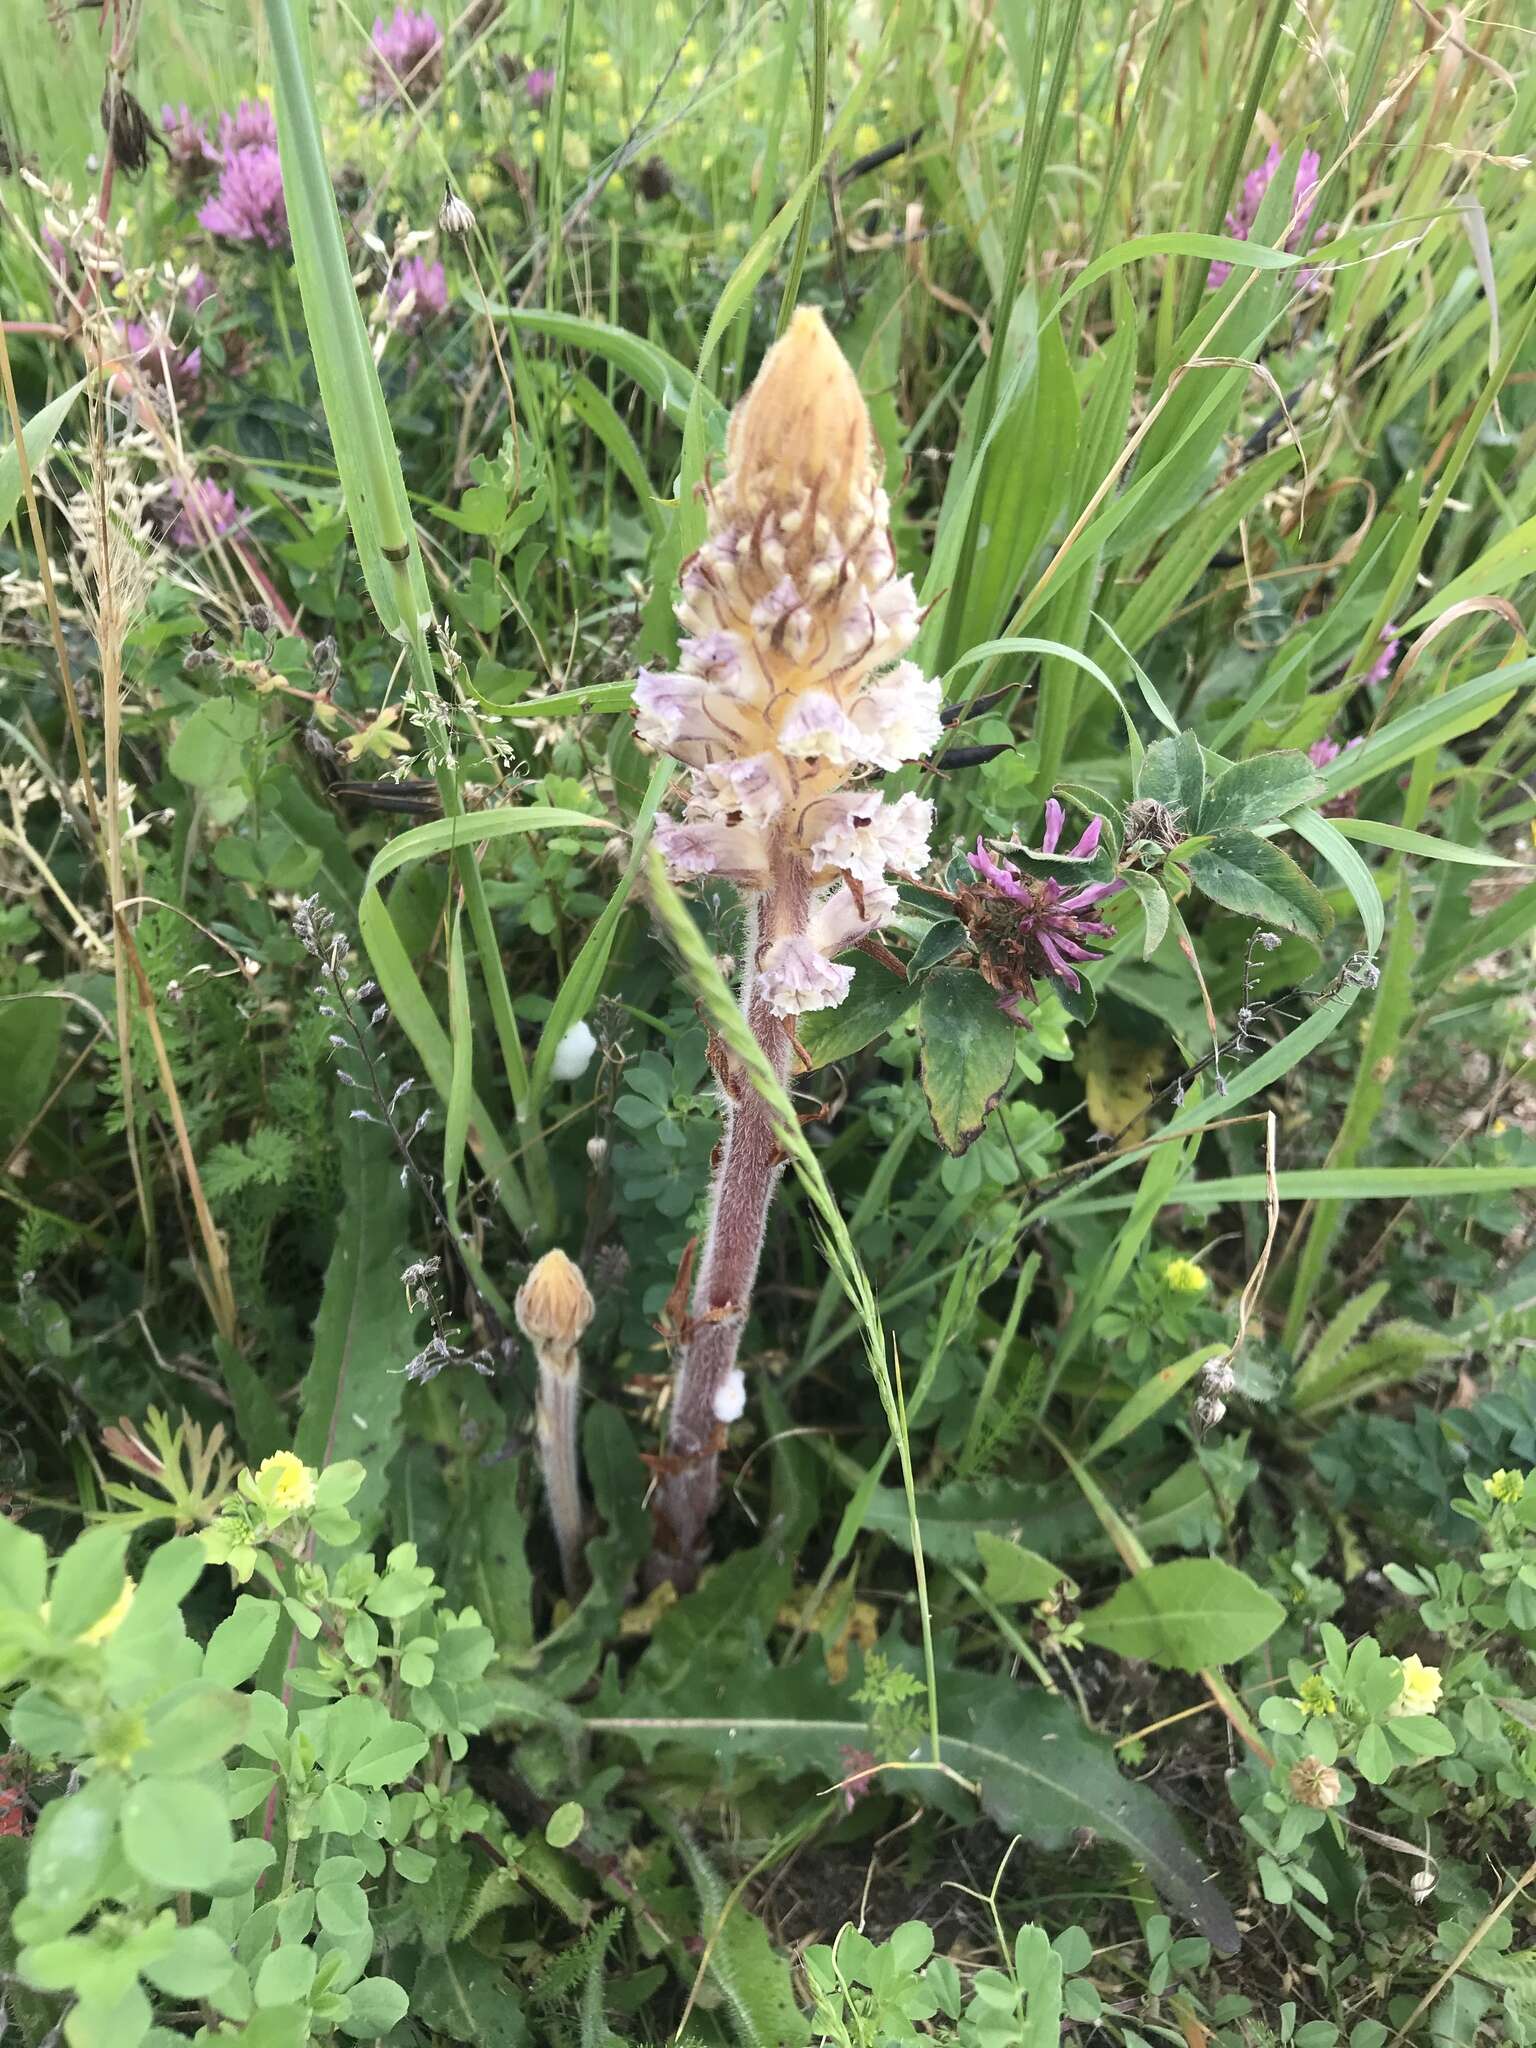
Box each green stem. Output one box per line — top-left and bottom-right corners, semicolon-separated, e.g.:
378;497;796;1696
775;0;828;336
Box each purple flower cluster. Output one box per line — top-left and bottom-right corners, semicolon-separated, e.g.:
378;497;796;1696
387;254;448;334
1209;144;1322;290
198;99;287;249
160;103;217;178
1308;733;1364;818
168;476;240;550
1365;623;1400;687
116;317;202;406
964;801;1122;1016
370;9;444;103
523;67;557;109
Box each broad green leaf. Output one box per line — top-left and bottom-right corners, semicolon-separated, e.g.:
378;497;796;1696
1077;1558;1283;1671
0;994;63;1155
45;1527;129;1643
918;969;1016;1154
140;1685;249;1774
339;1977;411;2040
1136;731;1205;830
799;955;920;1068
121;1778;235;1890
1200;751;1323;833
0;376;89;529
294;1103;417;1548
976;1531;1072;1605
1187;830;1334;944
204;1597;282;1688
413;1947;531;2045
344;1720;429;1788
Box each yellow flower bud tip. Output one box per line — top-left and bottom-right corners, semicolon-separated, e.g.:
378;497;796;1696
256;1450;317;1513
725;306;874;531
42;1577;137;1644
516;1249;595;1353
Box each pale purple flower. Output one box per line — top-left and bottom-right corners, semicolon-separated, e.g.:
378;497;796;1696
169;477;239;550
184;268;216;312
116;318;202;405
217;99;278;156
654;816;771;889
523;67;557;109
1366;623;1400;687
849;663;943;770
387;255;448;334
199;143;288;248
756;935;853;1018
778;688;866;765
1209;144;1322;289
964;802;1122;1010
697;754;787;827
371;8;444;101
811;792;933;887
160;103;216;174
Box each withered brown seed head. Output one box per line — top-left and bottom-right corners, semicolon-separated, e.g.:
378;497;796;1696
515;1248;595;1353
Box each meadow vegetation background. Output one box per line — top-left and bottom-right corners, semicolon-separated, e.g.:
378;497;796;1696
1;0;1536;2043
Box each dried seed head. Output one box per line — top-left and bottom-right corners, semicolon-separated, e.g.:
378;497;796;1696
438;183;476;238
515;1248;594;1356
585;1134;608;1168
1288;1758;1342;1810
723;306;874;535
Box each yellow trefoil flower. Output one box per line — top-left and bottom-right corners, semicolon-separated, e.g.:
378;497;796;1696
256;1451;317;1515
1389;1654;1443;1719
1164;1257;1209;1296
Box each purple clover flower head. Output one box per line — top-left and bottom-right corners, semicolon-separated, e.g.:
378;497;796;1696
169;477;240;550
387;254;448;334
217;98;278;155
1309;732;1363;817
1366;623;1400;687
1208;143;1323;290
524;66;557;109
116;318;202;405
160;102;216;174
199;142;288;248
184;268;216;312
371;8;444;102
963;802;1123;1013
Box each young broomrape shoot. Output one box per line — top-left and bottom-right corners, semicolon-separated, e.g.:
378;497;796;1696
516;1249;594;1603
639;306;940;1584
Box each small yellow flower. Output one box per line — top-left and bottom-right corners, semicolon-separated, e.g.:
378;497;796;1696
1485;1468;1525;1505
1389;1654;1443;1719
1297;1674;1338;1718
468;170;495;205
1164;1257;1208;1296
256;1451;317;1515
854;123;881;156
531;125;546;156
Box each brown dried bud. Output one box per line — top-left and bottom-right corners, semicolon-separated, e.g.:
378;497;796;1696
1288;1758;1341;1810
515;1249;594;1358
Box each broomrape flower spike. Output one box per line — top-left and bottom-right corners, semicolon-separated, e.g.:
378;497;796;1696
641;307;939;1585
516;1250;594;1604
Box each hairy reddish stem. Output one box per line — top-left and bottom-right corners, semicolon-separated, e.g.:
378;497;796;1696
649;859;809;1587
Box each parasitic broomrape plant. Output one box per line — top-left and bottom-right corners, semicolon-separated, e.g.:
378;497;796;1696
639;307;941;1585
